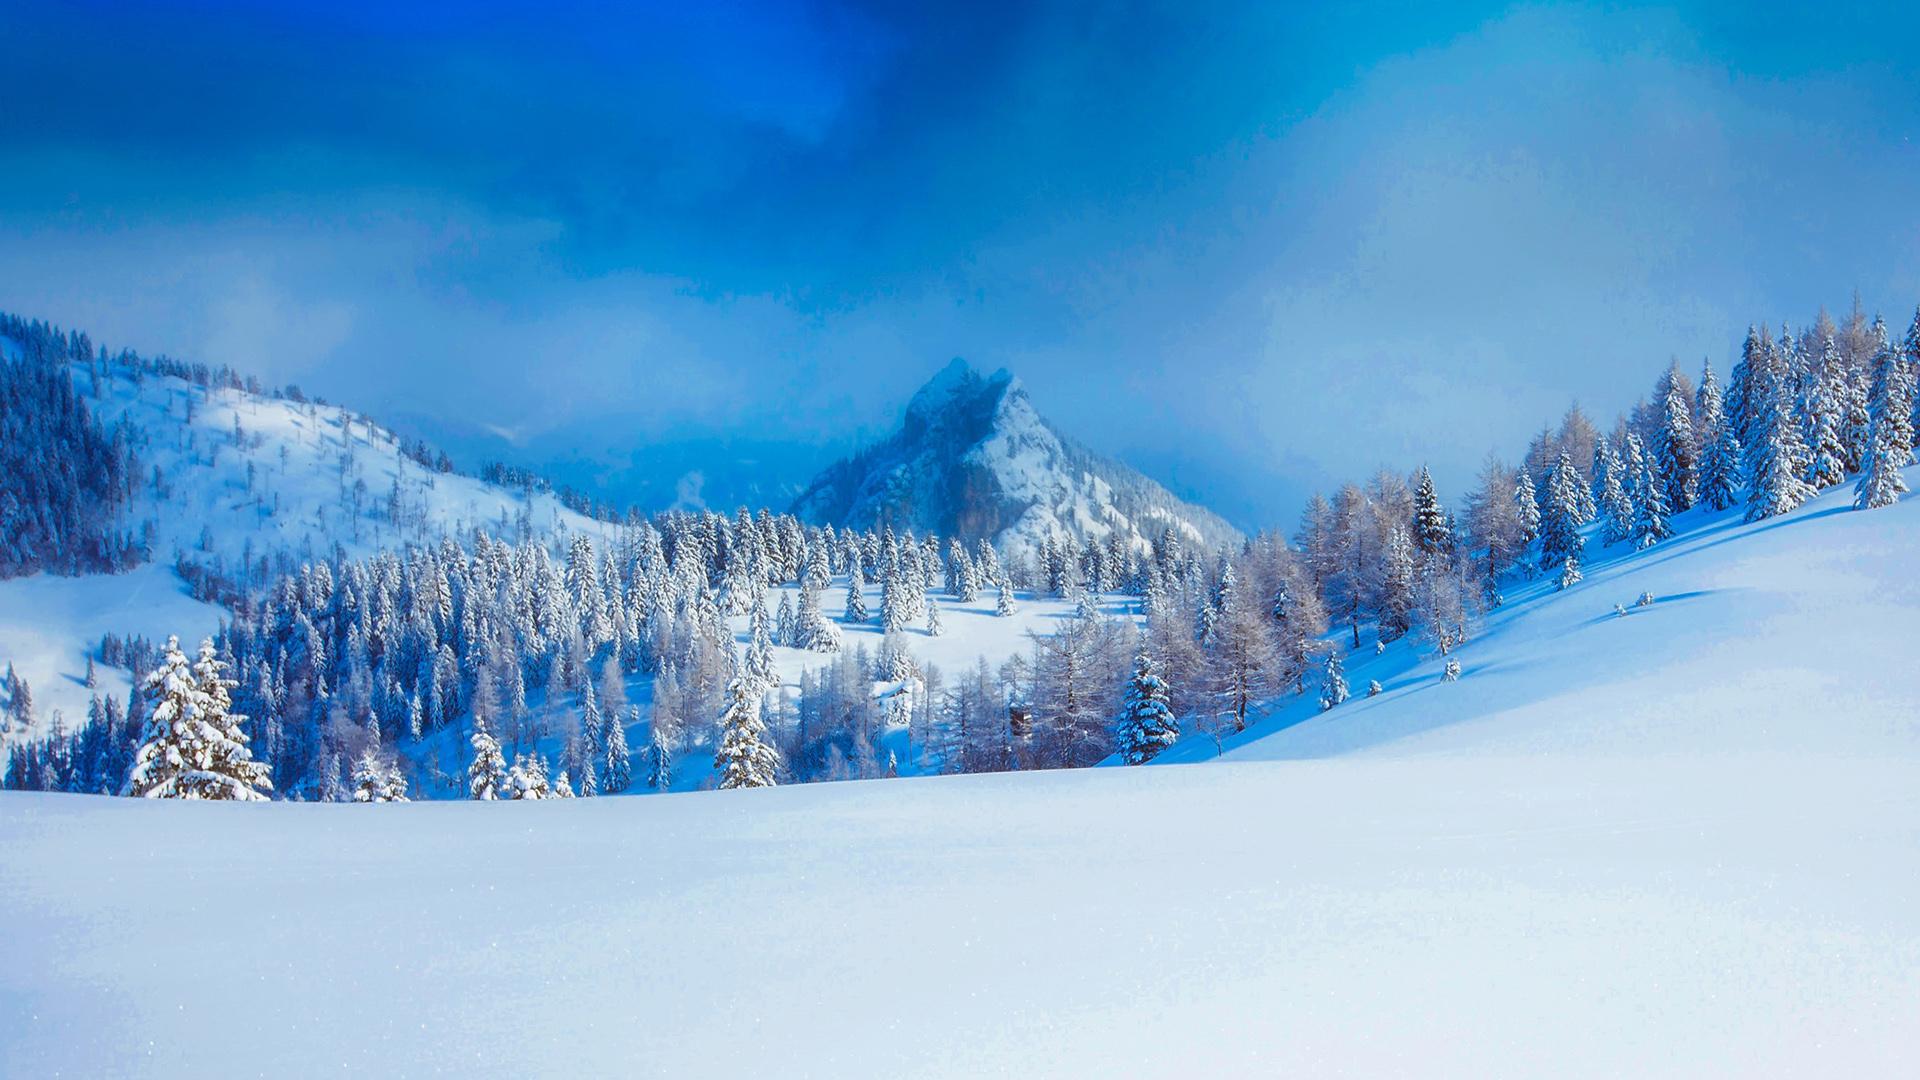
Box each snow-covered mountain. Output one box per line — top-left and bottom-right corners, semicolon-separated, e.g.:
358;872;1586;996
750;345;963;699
791;359;1242;557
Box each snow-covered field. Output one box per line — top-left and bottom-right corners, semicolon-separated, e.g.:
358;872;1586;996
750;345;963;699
3;470;1917;1076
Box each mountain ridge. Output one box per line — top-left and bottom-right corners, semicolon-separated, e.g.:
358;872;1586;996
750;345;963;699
791;358;1242;556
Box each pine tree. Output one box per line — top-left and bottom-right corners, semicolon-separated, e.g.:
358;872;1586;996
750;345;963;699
1855;317;1916;510
1744;354;1818;522
925;595;944;637
1697;358;1744;512
1117;652;1179;765
1654;362;1699;512
507;753;553;799
1537;453;1586;571
843;558;869;623
793;585;841;653
714;672;780;789
601;706;634;794
647;722;673;792
468;719;506;800
127;637;271;800
1632;450;1672;548
1318;651;1348;712
351;746;408;802
1597;440;1633;546
1558;552;1582;590
1411;465;1451;555
746;596;778;687
1802;337;1848;489
996;579;1016;617
1512;471;1541;548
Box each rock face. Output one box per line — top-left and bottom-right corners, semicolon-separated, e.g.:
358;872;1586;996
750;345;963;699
791;359;1241;556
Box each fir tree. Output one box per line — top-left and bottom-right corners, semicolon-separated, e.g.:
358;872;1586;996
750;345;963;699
1318;651;1348;712
1744;356;1818;522
714;672;780;789
127;637;271;801
996;579;1017;617
1512;471;1541;548
1633;449;1673;549
468;719;506;800
1536;453;1586;571
647;723;673;792
1802;339;1848;490
925;595;944;637
351;746;408;802
601;706;634;794
1558;553;1582;590
843;558;869;623
1411;465;1451;555
793;585;842;653
1117;652;1179;765
507;753;553;799
1654;362;1699;512
1855;317;1916;510
746;596;778;688
1697;358;1744;512
1597;439;1633;546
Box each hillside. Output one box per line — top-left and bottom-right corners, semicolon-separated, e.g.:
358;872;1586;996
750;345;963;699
792;359;1242;557
3;473;1916;1076
0;326;612;743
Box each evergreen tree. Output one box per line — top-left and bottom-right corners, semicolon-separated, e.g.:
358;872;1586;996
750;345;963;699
1317;651;1348;712
1855;317;1916;510
350;745;408;802
1632;450;1672;549
1411;465;1451;555
1117;652;1179;765
647;724;673;792
127;637;271;801
714;672;780;789
1597;439;1633;546
746;596;778;688
1654;362;1699;512
1536;453;1586;571
507;753;553;799
995;579;1016;617
793;585;842;653
925;595;944;637
1558;552;1582;590
1512;470;1541;548
468;719;506;800
1697;358;1744;512
1744;355;1818;522
601;706;634;794
1802;338;1848;489
843;558;868;623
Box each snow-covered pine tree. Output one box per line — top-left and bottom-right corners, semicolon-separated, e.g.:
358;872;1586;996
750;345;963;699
1318;651;1348;712
772;592;795;648
601;707;634;794
351;745;408;802
996;579;1017;617
1855;316;1916;510
843;557;869;623
1802;336;1848;490
1597;439;1633;546
1512;470;1541;549
793;585;842;652
647;723;673;792
507;753;553;799
1654;361;1699;512
925;595;944;637
1696;358;1744;511
880;566;908;634
1558;552;1582;590
1744;354;1818;522
1117;651;1179;765
1411;465;1451;556
1632;446;1672;548
127;636;272;801
714;672;780;789
746;596;778;688
468;719;507;800
1536;453;1586;571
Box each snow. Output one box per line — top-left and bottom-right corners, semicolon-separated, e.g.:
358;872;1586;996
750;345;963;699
0;358;614;746
3;469;1918;1074
0;563;226;732
1160;464;1920;766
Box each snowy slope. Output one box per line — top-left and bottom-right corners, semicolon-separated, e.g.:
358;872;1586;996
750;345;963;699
793;359;1241;557
3;470;1917;1075
1158;463;1920;767
0;353;613;743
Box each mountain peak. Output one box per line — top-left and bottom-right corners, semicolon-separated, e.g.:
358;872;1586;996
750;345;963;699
793;359;1239;556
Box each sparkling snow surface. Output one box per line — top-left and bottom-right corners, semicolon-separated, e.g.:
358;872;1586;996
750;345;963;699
3;472;1918;1076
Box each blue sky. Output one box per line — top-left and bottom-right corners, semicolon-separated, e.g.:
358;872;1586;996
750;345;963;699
5;1;1920;525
